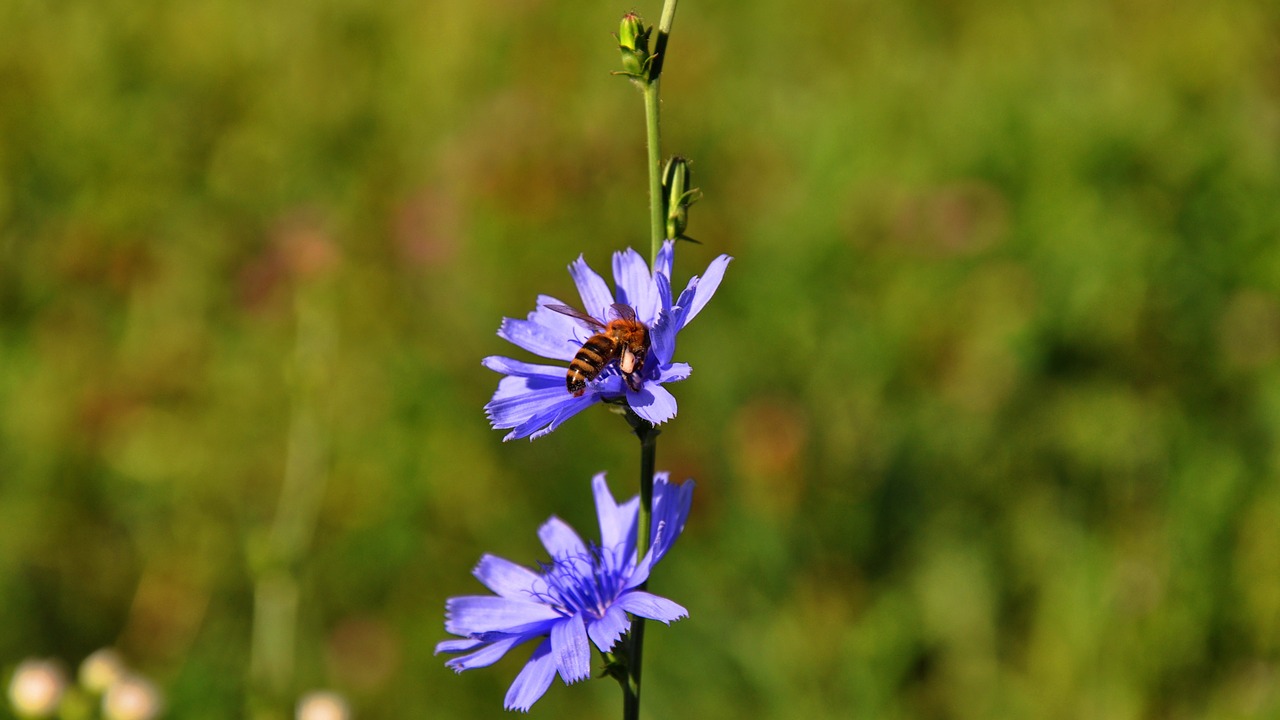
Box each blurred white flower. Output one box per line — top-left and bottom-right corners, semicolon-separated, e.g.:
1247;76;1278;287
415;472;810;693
79;648;127;694
102;674;162;720
296;690;351;720
7;659;66;718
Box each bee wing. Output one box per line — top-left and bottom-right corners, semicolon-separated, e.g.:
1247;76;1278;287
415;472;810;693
610;303;638;322
544;303;607;330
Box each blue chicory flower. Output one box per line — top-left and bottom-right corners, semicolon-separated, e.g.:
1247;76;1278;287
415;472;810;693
436;472;694;712
484;241;731;440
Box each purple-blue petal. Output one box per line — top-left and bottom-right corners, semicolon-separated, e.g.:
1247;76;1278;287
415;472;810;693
473;555;541;600
627;555;652;589
435;638;484;655
670;278;698;334
624;475;694;590
657;362;691;383
616;591;689;624
650;309;677;368
495;294;597;362
589;374;627;397
525;393;599;440
655;240;674;281
550;615;591;684
504;638;557;712
531;294;588;332
569;255;614;321
591;474;628;550
612;247;658;323
679;254;732;328
586;603;631;653
650;477;694;564
485;374;568;421
485;378;592;441
627;382;678;425
442;634;528;672
445;596;561;636
538;517;587;560
593;486;640;563
482;356;564;379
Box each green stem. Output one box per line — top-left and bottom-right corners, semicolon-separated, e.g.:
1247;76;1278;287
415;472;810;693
621;413;659;720
643;82;663;268
643;0;680;268
249;288;332;715
651;0;679;81
625;3;679;718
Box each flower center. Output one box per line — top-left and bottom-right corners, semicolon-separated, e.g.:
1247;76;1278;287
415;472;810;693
536;544;630;620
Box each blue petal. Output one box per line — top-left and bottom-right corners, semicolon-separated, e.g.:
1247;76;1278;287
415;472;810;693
589;374;627;398
550;615;591;684
586;604;631;653
678;254;732;329
569;255;614;321
625;476;693;589
485;375;569;424
485;377;594;441
649;477;694;564
627;553;652;589
670;277;699;333
445;596;561;636
591;474;628;550
616;591;688;624
655;240;674;282
616;496;640;558
650;309;677;368
657;362;691;384
532;294;587;333
435;638;484;655
612;247;658;324
627;382;678;425
504;638;557;712
482;356;564;379
590;474;640;560
497;297;583;362
442;634;527;672
473;555;541;600
525;393;599;440
499;317;575;362
538;517;587;560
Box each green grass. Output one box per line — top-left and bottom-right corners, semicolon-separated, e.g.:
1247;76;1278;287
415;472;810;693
3;0;1280;717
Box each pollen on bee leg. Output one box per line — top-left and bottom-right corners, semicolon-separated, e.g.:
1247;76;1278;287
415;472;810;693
619;348;636;374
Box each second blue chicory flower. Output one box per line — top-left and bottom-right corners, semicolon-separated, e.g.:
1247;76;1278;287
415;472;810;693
436;472;694;711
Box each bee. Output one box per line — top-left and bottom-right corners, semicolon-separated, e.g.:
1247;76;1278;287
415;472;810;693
544;302;650;396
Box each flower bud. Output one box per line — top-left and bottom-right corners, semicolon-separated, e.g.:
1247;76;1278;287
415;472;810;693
617;13;653;81
662;156;702;242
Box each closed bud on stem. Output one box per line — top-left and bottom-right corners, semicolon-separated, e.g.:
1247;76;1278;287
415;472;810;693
662;156;702;243
616;12;653;84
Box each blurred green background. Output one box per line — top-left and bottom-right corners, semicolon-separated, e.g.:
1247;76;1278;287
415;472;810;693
3;0;1280;717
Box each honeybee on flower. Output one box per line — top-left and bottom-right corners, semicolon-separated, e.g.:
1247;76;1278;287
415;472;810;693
483;241;730;440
